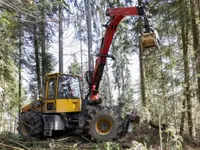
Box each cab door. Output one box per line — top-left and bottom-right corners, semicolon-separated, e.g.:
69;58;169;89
56;75;82;113
45;77;57;113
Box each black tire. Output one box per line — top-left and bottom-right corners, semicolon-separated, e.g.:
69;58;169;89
17;111;43;139
87;106;123;141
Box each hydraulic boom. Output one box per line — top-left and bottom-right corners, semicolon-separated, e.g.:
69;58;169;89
86;5;159;102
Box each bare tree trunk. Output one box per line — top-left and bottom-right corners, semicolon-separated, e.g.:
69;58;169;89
189;0;198;138
118;54;125;115
196;0;200;19
0;114;2;132
18;14;22;118
179;0;194;137
14;119;16;133
59;0;63;73
105;63;112;106
139;37;146;106
34;22;41;95
9;115;12;132
179;0;186;136
180;99;186;135
85;0;93;71
40;0;46;83
138;0;146;107
158;110;163;150
80;40;84;97
190;0;200;104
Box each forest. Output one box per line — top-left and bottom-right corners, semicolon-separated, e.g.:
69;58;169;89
0;0;200;150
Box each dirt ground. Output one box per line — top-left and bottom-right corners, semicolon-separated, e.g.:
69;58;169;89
1;122;200;150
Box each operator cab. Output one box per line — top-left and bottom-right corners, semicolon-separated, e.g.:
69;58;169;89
44;73;82;113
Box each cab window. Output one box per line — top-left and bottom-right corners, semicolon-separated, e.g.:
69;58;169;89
58;75;81;99
48;78;56;100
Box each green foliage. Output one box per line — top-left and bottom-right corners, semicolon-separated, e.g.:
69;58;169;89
0;9;20;112
111;22;135;114
163;128;183;150
0;131;22;141
44;52;56;73
68;56;81;75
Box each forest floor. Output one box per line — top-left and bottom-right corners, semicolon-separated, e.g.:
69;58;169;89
0;122;200;150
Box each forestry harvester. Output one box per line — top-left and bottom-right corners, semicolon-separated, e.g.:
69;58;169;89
17;3;159;141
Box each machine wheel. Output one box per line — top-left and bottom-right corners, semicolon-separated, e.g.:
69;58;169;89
87;106;123;141
17;111;43;139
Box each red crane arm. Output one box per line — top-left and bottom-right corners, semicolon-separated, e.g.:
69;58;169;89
90;6;144;102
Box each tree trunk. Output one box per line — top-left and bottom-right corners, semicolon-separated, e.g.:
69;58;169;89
34;22;41;96
196;0;200;19
9;115;12;132
18;14;22;118
14;119;16;133
0;114;2;132
84;0;93;71
185;1;193;138
180;97;186;134
190;0;200;104
138;0;146;107
180;0;194;137
179;0;186;136
40;0;46;83
80;40;84;97
105;63;112;106
139;33;146;106
59;0;63;73
119;54;125;115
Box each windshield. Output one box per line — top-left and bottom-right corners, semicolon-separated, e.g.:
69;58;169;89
58;75;81;99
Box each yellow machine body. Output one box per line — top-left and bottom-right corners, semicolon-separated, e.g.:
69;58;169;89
45;99;81;113
140;32;159;49
21;73;82;113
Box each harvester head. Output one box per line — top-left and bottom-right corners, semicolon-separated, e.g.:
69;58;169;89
140;32;160;50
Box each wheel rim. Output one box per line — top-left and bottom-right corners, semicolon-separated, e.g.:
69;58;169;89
95;118;112;135
20;121;31;136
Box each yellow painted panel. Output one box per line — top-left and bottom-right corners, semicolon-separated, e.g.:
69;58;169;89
56;99;81;113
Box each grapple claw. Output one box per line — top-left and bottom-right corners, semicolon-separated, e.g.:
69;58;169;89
140;32;160;49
